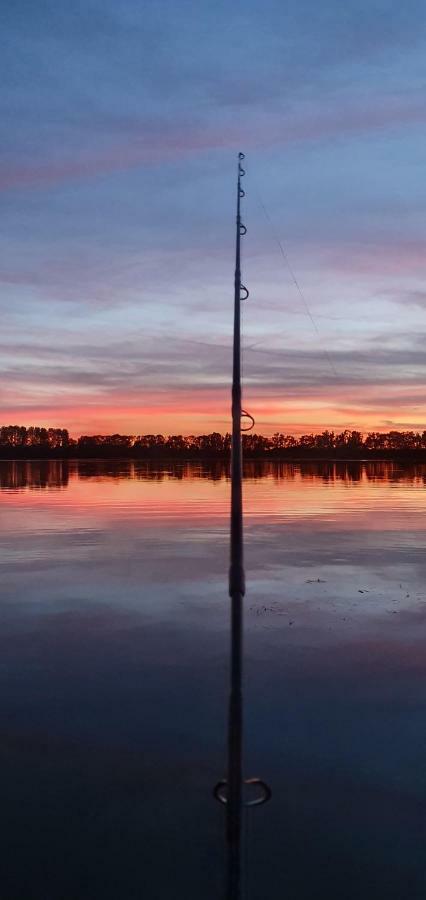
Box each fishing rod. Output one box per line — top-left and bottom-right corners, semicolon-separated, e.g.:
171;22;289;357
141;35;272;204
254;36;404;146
214;153;271;900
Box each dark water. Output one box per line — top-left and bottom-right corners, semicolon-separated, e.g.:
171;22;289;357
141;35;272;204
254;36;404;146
1;459;426;899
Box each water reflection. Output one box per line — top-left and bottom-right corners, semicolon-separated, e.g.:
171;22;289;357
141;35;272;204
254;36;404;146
2;457;426;491
0;458;70;490
0;460;426;899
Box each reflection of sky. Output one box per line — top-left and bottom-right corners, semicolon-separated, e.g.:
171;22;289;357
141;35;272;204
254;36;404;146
2;459;426;528
1;461;426;896
2;2;426;435
2;459;426;669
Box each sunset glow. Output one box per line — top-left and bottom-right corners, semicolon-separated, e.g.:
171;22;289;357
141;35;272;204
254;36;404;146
2;2;426;435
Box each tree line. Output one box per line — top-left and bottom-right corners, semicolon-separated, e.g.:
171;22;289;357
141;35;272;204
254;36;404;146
1;425;426;457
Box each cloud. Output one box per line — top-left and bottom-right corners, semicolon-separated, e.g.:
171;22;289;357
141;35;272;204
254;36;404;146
2;94;426;195
2;0;426;434
1;330;426;434
382;420;426;429
386;290;426;309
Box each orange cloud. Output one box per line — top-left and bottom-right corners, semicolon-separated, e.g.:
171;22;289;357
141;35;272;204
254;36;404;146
3;378;426;438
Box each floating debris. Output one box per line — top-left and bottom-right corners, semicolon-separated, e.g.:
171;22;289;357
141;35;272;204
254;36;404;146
250;604;284;616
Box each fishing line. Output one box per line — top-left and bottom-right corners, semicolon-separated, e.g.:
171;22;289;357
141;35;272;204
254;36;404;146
252;183;339;380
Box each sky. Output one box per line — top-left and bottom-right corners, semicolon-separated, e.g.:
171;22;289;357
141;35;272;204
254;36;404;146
1;0;426;437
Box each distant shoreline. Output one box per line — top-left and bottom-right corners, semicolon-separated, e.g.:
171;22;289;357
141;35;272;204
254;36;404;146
2;427;426;461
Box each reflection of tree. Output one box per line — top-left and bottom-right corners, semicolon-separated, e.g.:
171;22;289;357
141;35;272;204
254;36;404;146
0;460;69;490
69;460;426;486
2;457;426;488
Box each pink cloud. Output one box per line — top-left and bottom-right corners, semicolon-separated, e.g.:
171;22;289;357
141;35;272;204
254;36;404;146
0;124;243;192
3;375;426;437
2;96;425;193
323;240;426;277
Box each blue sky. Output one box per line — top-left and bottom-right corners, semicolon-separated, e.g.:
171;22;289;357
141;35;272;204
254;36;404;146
1;0;426;435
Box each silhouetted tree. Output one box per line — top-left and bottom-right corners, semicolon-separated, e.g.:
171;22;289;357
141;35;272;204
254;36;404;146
1;425;426;458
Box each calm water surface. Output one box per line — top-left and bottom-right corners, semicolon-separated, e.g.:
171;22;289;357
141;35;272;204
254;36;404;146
1;459;426;899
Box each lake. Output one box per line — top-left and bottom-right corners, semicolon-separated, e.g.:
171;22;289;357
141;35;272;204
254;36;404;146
1;459;426;899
